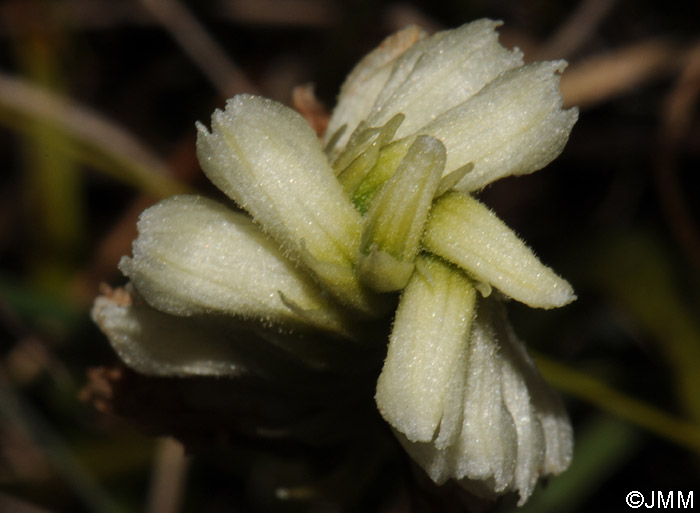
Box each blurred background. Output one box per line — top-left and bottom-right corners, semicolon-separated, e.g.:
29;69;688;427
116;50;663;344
0;0;699;511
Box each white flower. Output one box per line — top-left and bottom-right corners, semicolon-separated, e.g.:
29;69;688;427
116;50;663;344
92;19;577;505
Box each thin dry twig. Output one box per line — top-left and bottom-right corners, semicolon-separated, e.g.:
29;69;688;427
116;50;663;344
537;0;618;60
139;0;258;98
144;438;188;513
216;0;338;27
0;0;151;35
560;38;683;108
655;39;700;270
292;84;330;136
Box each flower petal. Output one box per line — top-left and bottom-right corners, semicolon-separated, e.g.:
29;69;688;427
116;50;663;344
423;192;575;308
196;95;377;313
366;19;524;140
419;61;578;191
375;255;477;443
92;287;250;377
324;25;426;151
358;136;446;291
494;306;573;478
492;302;572;502
119;195;352;335
390;299;572;502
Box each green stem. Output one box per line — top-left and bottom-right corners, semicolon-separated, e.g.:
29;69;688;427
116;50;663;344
535;353;700;454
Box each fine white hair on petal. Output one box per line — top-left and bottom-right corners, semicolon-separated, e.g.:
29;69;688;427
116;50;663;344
455;312;517;492
423;192;576;309
375;255;477;443
196;95;361;267
419;60;578;191
324;25;427;151
494;306;574;477
119;194;351;335
391;298;573;503
366;19;524;140
358;136;446;291
196;94;380;313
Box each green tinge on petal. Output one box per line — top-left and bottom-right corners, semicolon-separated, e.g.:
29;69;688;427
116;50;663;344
420;61;578;192
324;25;426;152
352;137;413;213
423;192;575;309
196;95;375;312
366;19;524;140
119;195;352;335
356;247;415;294
358;136;446;291
335;113;404;197
376;255;477;443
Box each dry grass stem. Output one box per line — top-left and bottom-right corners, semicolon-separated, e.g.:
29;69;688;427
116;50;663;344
0;73;181;197
139;0;258;98
537;0;618;60
655;40;700;269
561;39;682;109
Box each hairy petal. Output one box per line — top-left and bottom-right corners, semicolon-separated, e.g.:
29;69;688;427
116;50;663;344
393;299;572;503
423;192;575;308
120;195;352;335
324;25;426;151
92;288;250;377
196;95;377;313
419;61;578;191
376;255;477;442
366;19;524;139
358;136;445;291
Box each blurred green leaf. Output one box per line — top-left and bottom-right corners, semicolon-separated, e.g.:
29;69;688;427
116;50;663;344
0;73;189;200
587;231;700;422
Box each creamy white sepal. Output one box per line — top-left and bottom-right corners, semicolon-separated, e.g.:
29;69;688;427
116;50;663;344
375;255;477;443
119;195;350;334
366;19;524;140
324;25;426;151
392;299;573;503
494;306;573;478
423;192;575;309
196;95;376;312
419;61;578;192
91;289;247;377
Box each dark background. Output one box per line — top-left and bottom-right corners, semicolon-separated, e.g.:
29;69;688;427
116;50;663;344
0;0;699;512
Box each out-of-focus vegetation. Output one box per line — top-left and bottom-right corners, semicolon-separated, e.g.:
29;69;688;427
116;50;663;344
0;0;699;511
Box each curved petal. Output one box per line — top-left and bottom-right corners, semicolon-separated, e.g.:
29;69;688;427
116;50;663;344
375;255;477;442
120;195;352;335
493;302;572;501
324;25;426;151
419;61;578;191
366;19;524;140
358;136;445;291
391;299;573;503
422;192;575;308
92;287;250;377
196;95;377;313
